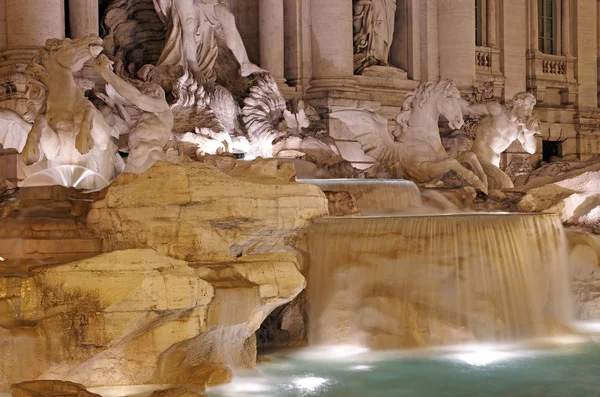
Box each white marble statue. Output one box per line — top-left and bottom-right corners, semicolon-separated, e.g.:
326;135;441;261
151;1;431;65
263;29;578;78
0;35;122;188
353;0;397;74
153;0;264;81
462;92;541;190
95;55;174;174
330;80;488;193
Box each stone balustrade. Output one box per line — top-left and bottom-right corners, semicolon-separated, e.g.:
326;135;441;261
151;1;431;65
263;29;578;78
475;46;504;98
475;49;492;70
526;50;577;105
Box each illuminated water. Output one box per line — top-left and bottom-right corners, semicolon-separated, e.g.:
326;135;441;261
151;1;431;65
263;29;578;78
206;341;600;397
19;165;109;190
297;179;422;214
308;213;573;348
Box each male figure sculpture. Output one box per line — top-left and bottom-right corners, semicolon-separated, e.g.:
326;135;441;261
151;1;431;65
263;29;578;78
154;0;264;81
463;92;541;190
95;55;174;174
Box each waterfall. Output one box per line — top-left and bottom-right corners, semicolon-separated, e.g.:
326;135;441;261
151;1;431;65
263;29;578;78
308;213;573;349
298;179;423;214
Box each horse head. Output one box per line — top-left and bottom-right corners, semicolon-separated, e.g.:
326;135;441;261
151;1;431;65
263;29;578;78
41;34;104;72
433;80;464;131
396;80;464;136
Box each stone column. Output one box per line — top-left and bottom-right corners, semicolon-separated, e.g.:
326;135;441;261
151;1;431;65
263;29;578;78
0;0;7;52
561;0;571;55
575;0;598;108
307;0;357;94
1;0;64;182
69;0;99;38
259;0;285;84
487;0;497;47
529;0;539;51
502;0;527;99
5;0;64;50
438;0;475;88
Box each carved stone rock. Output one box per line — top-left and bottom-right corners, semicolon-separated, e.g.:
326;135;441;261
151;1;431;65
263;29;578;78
87;161;328;261
12;381;101;397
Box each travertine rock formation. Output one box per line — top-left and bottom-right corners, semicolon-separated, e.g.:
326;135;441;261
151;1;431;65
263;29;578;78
518;168;600;233
148;387;207;397
568;230;600;320
87;161;328;261
1;249;306;389
0;160;327;390
12;380;102;397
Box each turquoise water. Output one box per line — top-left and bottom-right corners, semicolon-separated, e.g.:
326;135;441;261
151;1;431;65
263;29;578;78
208;341;600;397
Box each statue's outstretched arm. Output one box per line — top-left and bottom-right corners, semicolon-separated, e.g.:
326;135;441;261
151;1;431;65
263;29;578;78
95;56;170;114
463;101;503;117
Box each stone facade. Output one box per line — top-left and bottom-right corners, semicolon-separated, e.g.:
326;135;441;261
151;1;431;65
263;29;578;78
0;0;599;174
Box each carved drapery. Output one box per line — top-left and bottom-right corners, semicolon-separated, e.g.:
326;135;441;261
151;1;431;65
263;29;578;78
352;0;397;74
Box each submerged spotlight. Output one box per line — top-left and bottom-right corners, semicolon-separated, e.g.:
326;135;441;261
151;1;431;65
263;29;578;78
451;345;519;366
292;377;328;391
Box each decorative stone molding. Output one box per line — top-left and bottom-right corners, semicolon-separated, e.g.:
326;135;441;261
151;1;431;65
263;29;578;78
475;46;504;99
526;50;578;105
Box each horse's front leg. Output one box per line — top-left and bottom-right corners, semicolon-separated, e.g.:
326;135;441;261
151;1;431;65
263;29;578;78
414;158;488;194
76;106;96;155
22;115;59;165
456;151;488;191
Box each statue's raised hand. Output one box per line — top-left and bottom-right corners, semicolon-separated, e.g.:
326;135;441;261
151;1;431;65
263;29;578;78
94;54;115;75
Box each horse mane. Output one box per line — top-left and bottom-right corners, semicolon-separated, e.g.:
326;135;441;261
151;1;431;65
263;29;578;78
396;79;460;133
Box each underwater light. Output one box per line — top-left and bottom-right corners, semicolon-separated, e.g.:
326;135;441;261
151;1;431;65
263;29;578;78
292;345;369;360
292;376;328;391
451;345;520;366
351;364;372;371
224;380;271;393
323;345;369;358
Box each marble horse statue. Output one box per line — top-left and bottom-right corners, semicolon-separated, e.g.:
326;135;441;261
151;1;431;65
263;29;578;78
331;80;488;193
0;35;122;188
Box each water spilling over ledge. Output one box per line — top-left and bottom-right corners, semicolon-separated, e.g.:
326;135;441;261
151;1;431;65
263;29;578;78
19;165;110;191
308;213;574;348
297;179;423;214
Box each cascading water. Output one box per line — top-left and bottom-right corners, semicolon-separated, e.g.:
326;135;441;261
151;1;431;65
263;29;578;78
308;213;574;349
298;179;423;214
19;165;110;191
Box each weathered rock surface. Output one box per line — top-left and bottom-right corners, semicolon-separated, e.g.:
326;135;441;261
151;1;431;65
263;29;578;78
0;249;305;388
257;292;308;348
88;161;328;261
148;387;207;397
1;160;325;390
324;191;362;216
568;230;600;320
12;380;101;397
518;170;600;233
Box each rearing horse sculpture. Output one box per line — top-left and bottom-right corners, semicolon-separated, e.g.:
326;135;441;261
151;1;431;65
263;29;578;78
0;35;121;187
330;80;488;193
